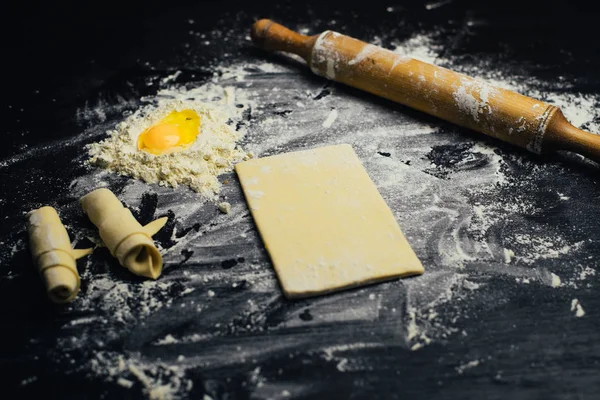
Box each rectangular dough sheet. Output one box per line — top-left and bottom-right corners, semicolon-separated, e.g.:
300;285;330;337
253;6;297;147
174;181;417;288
235;144;423;298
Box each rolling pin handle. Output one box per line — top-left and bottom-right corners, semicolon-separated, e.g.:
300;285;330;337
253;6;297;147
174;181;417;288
545;110;600;164
251;19;275;48
251;19;314;62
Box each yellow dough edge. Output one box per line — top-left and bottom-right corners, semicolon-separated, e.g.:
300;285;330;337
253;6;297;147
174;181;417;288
80;188;167;279
235;144;424;299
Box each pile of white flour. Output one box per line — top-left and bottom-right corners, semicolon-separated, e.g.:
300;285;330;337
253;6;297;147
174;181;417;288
86;84;252;199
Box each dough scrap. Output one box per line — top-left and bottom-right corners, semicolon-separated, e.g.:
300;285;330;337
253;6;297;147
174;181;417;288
80;188;167;279
26;206;92;303
235;144;424;298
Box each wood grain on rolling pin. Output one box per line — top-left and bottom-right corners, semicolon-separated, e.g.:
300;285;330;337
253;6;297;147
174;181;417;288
252;20;600;163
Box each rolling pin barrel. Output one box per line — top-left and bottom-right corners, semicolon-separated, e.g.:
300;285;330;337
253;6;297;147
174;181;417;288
251;20;600;163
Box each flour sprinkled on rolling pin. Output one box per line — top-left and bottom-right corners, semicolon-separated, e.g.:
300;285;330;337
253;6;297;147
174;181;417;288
251;19;600;163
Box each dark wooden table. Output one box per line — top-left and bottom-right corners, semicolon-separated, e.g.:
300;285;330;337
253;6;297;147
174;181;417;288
1;1;599;398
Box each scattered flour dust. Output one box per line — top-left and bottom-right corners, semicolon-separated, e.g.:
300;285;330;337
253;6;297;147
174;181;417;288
61;267;194;399
570;299;585;318
322;109;339;128
209;30;599;353
86;84;252;200
456;359;481;374
87;351;192;400
30;25;598;395
405;273;480;351
218;201;232;214
390;33;441;64
452;78;498;123
551;273;562;288
385;30;599;329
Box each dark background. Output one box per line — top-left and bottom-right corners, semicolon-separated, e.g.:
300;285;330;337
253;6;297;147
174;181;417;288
1;0;600;399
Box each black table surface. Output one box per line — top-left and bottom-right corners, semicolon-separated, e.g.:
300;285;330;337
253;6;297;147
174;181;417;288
1;1;600;399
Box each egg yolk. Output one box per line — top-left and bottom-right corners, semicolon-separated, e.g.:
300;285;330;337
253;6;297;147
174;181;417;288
137;109;201;155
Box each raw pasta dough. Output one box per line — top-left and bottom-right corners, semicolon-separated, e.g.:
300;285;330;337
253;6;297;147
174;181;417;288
26;206;92;303
235;144;424;298
80;188;167;279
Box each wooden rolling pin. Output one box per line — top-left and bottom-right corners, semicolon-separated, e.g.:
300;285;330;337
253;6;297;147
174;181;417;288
251;20;600;162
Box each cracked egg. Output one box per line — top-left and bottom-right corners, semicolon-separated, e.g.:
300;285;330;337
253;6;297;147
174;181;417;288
137;109;201;155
